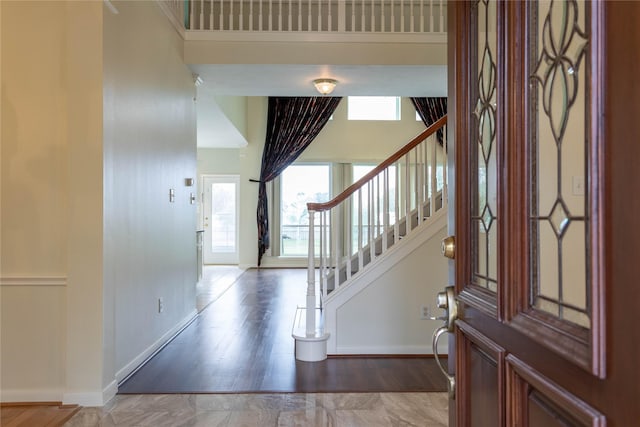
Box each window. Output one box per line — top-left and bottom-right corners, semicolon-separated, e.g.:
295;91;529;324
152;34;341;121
347;96;401;121
280;164;331;257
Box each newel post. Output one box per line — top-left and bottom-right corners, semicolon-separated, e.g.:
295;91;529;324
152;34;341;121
306;208;316;336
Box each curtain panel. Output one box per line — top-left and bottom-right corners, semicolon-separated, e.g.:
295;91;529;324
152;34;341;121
411;97;447;145
255;96;342;266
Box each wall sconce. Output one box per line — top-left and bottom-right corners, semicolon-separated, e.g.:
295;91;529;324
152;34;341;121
313;78;337;95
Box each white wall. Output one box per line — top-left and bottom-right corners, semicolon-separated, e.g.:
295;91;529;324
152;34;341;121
198;96;428;267
334;226;448;354
103;0;198;385
0;0;197;405
1;0;105;404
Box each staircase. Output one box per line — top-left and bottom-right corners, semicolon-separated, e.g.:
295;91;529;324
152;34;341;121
293;115;448;361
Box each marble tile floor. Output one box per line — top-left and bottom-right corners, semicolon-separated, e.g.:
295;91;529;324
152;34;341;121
64;392;448;426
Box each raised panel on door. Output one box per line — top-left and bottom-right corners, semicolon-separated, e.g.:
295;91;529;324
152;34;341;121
456;321;505;427
506;355;605;427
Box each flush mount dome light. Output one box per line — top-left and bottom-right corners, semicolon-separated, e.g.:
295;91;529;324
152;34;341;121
313;78;338;95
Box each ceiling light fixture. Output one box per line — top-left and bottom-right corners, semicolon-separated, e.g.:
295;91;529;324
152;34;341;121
313;78;338;95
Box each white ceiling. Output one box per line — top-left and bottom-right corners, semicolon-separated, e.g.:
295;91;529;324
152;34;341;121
191;64;447;148
189;64;447;96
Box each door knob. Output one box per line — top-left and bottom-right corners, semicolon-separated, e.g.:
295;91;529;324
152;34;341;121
431;285;457;399
442;236;455;259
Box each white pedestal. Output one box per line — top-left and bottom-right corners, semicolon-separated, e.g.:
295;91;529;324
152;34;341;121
292;331;330;362
292;306;330;362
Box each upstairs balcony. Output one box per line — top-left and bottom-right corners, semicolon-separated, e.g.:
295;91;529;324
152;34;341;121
161;0;447;43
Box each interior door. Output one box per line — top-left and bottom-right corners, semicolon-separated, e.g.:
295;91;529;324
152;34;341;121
202;175;240;264
442;1;640;426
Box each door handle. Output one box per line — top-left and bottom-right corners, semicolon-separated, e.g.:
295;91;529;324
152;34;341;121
431;285;457;399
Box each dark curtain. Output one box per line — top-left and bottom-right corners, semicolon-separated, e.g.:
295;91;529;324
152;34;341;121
411;97;447;145
254;96;342;266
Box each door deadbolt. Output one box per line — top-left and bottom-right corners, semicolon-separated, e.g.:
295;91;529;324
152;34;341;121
441;236;455;259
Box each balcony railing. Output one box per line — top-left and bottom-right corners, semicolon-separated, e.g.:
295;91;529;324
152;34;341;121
163;0;446;34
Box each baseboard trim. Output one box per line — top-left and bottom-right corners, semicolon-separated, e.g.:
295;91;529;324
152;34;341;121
102;380;118;405
0;389;64;404
334;343;448;355
61;391;105;407
328;354;443;359
115;309;198;386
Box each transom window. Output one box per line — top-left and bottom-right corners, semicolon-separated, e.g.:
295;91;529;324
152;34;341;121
347;96;401;121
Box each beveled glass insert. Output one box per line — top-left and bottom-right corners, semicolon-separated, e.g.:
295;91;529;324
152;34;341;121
529;0;590;328
471;0;498;292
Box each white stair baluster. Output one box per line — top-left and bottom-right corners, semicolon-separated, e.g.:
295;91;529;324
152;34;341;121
430;134;437;215
370;0;375;32
250;0;254;30
405;153;411;232
410;0;414;32
417;145;423;225
190;0;195;29
358;188;363;272
391;0;395;32
346;194;352;279
333;208;340;291
429;0;434;32
219;0;223;29
443;124;448;205
351;0;356;31
369;181;374;261
382;168;389;252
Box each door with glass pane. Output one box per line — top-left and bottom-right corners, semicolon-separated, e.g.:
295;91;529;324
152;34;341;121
446;1;640;425
202;175;239;264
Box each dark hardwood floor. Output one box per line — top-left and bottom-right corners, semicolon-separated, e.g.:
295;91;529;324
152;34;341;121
118;268;446;394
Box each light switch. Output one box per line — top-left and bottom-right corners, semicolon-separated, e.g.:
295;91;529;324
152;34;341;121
572;176;585;196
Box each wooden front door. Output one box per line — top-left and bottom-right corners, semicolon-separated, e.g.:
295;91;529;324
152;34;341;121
443;1;640;426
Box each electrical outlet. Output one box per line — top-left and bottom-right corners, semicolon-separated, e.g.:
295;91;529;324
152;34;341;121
158;297;164;313
420;305;430;320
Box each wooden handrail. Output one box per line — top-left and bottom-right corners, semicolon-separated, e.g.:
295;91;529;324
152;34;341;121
307;115;447;212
